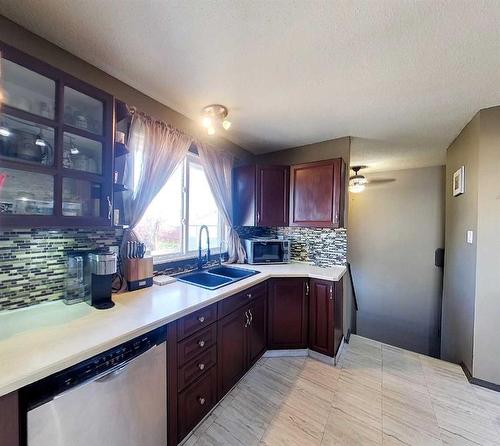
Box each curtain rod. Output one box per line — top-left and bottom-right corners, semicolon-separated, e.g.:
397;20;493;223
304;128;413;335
128;106;229;157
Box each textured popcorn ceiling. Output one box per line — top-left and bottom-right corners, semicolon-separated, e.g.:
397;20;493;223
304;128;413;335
2;1;500;171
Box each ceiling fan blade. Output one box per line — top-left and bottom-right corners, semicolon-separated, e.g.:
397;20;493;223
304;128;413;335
366;178;396;185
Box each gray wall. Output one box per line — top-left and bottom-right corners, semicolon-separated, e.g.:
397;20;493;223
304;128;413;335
442;106;500;385
256;137;350;166
441;114;479;372
474;107;500;384
349;166;445;356
0;16;253;164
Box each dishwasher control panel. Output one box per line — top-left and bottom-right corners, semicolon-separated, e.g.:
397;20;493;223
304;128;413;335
24;325;167;409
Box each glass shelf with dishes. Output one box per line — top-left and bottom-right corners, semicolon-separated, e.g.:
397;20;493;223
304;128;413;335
1;57;56;120
0;113;55;166
0;43;113;227
62;132;103;175
0;167;54;216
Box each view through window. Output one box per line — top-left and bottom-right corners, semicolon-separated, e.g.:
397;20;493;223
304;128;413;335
135;154;224;262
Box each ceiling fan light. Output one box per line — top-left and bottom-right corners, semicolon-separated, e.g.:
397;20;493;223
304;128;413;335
349;175;367;193
350;174;367;185
207;126;215;136
349;183;366;193
202;117;212;128
222;119;231;130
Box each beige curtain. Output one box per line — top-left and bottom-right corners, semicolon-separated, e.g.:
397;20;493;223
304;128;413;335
122;111;193;249
197;142;246;263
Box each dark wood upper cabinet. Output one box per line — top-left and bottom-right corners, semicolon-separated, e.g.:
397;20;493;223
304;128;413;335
289;158;345;228
267;278;308;349
233;164;289;227
0;42;114;228
0;391;19;446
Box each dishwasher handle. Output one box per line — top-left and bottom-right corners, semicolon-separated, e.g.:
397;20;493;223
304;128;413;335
95;361;132;383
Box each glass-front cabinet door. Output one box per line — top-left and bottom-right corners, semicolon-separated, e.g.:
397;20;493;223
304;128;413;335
0;43;113;227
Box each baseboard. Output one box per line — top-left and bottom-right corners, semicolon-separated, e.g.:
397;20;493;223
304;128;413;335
263;349;308;358
335;336;345;365
263;341;345;366
308;349;335;365
461;362;500;392
345;328;351;343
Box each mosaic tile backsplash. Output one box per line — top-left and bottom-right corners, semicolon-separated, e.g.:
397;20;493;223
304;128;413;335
0;228;123;311
1;225;346;311
235;226;347;267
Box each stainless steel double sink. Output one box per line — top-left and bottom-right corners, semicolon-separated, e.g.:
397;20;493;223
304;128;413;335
176;266;259;290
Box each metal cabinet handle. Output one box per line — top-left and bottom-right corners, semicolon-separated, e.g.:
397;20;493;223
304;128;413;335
256;211;260;223
244;310;250;328
305;282;309;296
198;363;205;371
247;292;252;299
329;285;333;300
198;316;205;323
107;195;112;219
198;397;206;405
248;309;253;325
198;340;205;348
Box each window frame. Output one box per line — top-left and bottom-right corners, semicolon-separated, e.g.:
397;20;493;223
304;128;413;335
141;152;225;265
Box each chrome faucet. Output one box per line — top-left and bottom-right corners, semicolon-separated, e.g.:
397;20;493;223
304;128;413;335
198;225;211;270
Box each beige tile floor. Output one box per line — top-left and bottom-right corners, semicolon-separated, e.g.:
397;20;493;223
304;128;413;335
183;335;500;446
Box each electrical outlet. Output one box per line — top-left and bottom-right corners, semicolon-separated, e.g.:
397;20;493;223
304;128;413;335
466;230;474;244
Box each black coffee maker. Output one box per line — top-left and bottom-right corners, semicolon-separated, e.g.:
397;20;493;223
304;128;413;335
87;252;117;309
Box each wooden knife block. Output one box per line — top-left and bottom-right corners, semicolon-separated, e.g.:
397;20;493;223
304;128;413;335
124;257;153;290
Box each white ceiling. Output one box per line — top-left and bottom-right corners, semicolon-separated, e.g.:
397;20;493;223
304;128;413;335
1;0;500;170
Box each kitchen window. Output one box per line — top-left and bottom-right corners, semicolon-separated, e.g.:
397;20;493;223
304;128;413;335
134;153;225;263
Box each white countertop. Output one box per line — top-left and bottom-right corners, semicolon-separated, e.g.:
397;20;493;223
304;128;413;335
0;262;345;397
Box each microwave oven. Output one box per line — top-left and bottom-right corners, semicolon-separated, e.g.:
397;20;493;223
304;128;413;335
243;238;290;264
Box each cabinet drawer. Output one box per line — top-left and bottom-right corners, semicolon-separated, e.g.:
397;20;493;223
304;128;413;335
218;282;266;318
178;346;217;391
178;366;217;442
177;323;217;367
177;303;217;341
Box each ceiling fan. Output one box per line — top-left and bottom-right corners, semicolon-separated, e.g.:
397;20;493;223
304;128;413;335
349;166;396;193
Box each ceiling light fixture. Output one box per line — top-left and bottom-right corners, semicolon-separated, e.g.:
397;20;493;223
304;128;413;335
201;104;231;136
349;166;368;193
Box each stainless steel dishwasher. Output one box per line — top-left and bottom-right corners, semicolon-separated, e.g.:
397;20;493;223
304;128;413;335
26;326;167;446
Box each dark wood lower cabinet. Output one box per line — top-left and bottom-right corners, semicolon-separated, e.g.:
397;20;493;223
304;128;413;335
3;278;341;446
309;278;335;356
217;306;248;398
177;366;217;441
333;280;344;355
248;294;267;367
308;278;344;357
217;291;268;400
0;391;19;446
267;278;308;349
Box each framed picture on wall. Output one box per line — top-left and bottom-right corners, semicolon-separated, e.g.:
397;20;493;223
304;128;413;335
453;166;465;196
